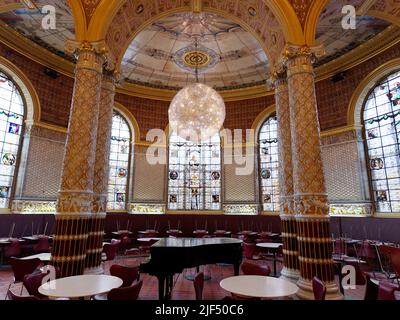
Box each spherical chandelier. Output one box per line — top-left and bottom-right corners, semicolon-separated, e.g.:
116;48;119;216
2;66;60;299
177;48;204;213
169;83;225;142
169;32;225;143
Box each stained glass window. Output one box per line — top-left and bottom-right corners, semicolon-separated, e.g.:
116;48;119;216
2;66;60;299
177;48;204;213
0;72;24;209
363;70;400;213
107;111;132;210
259;115;280;211
168;132;222;211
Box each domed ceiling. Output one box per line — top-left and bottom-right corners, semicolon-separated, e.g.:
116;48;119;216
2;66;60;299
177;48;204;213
0;0;391;91
121;12;269;91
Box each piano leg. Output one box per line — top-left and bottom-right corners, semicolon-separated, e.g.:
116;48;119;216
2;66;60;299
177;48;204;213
158;275;165;300
234;262;240;276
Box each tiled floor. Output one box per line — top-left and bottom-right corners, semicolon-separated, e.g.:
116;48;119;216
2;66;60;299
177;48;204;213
0;255;365;300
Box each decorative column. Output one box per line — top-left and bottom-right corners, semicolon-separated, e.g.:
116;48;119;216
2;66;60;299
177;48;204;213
273;70;300;283
284;45;342;300
51;41;106;277
84;71;117;274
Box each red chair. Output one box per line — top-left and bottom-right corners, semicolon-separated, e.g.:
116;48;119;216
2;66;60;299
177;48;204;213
7;257;41;297
333;239;346;256
110;265;139;287
7;289;40;301
377;281;400;300
241;261;271;276
107;280;143;300
193;272;204;300
23;271;49;299
4;239;21;258
193;230;208;238
389;247;400;280
312;277;327;300
33;236;50;253
103;242;119;261
243;242;262;260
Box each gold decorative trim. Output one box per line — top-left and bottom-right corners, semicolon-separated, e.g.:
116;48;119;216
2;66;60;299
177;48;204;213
260;211;280;216
1;18;398;102
165;210;224;215
0;56;41;122
315;25;400;81
374;212;400;218
320;125;362;138
347;57;400;126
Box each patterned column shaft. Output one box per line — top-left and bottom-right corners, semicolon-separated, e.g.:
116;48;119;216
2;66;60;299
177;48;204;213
285;46;341;299
274;73;299;282
85;72;116;272
51;42;105;277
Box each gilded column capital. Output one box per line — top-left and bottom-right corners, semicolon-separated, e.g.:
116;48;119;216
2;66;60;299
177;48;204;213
282;44;325;77
65;40;116;73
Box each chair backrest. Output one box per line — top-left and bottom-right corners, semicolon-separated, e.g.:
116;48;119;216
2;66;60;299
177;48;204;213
389;247;400;278
312;277;327;300
334;239;345;255
10;257;41;282
377;281;400;300
358;241;377;260
103;243;119;261
194;230;208;238
7;289;40;301
193;272;204;300
242;242;258;260
33;236;50;253
241;261;271;276
4;239;21;258
107;280;143;300
110;265;139;288
23;271;48;298
364;274;379;300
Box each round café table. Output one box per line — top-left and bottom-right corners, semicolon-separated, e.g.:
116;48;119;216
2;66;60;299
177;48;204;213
21;252;51;263
220;275;298;299
38;275;123;299
256;242;283;277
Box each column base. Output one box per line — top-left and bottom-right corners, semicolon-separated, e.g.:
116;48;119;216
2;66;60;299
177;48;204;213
84;266;104;275
280;267;300;284
296;277;343;300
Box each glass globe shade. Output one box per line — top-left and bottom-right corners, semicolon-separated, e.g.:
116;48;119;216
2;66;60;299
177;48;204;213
169;83;226;142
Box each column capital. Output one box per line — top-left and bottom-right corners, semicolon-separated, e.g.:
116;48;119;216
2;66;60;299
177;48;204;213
280;44;325;77
269;69;288;90
65;39;116;72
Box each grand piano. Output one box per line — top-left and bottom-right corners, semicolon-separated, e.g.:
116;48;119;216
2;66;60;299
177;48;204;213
140;237;243;300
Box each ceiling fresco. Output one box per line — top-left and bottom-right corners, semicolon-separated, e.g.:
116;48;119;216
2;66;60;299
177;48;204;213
0;0;392;90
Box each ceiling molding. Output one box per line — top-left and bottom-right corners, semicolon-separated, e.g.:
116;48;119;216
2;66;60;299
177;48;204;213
0;21;399;102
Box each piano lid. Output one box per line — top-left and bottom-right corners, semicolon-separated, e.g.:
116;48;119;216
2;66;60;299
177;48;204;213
152;237;242;248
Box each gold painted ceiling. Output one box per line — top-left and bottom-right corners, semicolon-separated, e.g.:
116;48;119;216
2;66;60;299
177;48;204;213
0;0;392;91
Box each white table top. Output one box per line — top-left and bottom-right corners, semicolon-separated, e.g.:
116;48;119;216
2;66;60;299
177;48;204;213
21;253;51;261
137;237;161;242
220;275;298;299
256;243;283;249
38;275;123;298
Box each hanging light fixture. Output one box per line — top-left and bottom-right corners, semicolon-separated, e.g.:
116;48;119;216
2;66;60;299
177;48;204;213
169;31;225;143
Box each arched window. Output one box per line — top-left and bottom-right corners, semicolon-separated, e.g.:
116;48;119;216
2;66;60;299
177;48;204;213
107;111;132;210
0;72;25;209
258;114;279;211
363;70;400;213
168;132;222;211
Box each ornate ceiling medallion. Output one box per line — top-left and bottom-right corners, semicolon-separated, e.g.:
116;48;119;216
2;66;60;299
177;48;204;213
183;51;210;68
174;45;219;73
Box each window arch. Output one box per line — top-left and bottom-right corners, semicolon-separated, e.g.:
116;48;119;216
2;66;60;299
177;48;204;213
0;71;25;209
258;114;280;212
167;132;222;211
107;110;133;210
363;70;400;213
